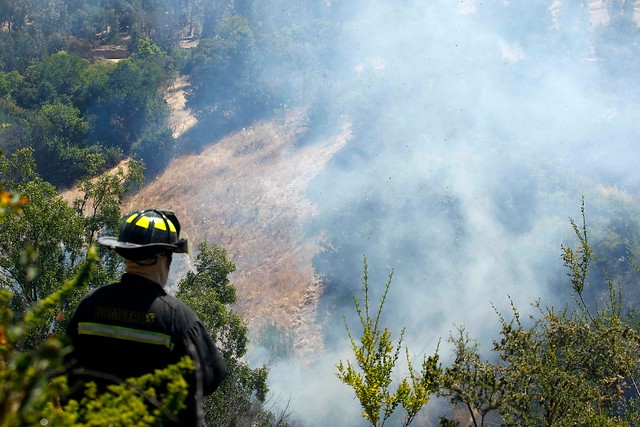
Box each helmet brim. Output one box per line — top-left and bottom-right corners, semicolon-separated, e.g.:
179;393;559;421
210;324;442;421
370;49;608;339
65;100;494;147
98;236;181;260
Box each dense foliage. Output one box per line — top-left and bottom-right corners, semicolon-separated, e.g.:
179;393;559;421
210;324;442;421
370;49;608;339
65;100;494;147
0;45;175;186
0;159;289;425
0;0;340;186
176;242;290;426
0;148;141;349
436;204;640;426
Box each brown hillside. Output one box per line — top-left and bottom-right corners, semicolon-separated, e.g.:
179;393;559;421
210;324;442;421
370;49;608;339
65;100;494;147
123;110;351;357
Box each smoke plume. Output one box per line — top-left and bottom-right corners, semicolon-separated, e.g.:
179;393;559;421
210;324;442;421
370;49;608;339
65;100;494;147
248;1;640;425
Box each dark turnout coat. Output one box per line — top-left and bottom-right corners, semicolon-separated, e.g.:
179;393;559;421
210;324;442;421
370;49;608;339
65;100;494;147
66;273;227;426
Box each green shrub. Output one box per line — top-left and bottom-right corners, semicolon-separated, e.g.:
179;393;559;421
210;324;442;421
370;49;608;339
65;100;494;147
256;320;294;363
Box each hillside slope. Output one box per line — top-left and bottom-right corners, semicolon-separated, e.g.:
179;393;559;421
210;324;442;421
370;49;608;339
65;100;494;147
123;109;351;357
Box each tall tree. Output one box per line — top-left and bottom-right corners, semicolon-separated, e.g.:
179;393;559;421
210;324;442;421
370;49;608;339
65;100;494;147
176;242;281;426
0;0;28;31
439;327;503;427
19;51;90;109
186;15;262;127
0;149;84;347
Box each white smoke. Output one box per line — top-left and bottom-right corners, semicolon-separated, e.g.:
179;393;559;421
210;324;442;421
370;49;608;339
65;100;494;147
250;1;640;425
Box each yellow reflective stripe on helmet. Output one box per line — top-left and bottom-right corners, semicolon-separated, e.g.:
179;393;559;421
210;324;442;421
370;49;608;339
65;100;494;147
78;322;172;348
125;213;151;229
126;213;138;223
153;219;176;232
125;212;176;232
135;216;151;229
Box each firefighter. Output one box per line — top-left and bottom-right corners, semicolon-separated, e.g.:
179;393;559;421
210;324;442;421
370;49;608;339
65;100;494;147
66;209;227;426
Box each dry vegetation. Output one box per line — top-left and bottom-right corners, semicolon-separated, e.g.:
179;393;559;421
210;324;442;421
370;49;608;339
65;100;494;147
123;106;351;357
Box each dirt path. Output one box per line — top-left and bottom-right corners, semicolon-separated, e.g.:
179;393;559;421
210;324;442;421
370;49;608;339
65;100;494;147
165;76;197;138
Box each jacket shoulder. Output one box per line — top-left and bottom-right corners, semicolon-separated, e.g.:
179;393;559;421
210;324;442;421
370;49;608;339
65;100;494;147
156;293;200;324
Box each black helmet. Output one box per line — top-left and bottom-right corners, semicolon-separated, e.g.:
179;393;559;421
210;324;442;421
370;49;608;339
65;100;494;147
98;209;189;261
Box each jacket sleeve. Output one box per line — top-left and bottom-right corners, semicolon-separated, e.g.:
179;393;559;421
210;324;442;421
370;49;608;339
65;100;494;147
185;320;228;395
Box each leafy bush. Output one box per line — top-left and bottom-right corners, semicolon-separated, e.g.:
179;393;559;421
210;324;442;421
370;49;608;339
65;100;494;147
438;202;640;426
131;126;175;178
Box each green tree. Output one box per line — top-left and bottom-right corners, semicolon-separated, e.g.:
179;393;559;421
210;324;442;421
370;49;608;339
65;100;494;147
176;242;281;426
131;126;175;178
19;52;90;109
0;0;28;31
28;0;69;40
495;302;638;426
66;0;106;43
32;102;100;186
499;205;639;426
186;15;261;124
0;148;139;347
134;0;182;51
438;202;640;426
0;149;85;340
38;102;89;143
256;320;294;363
0;71;24;99
39;139;111;188
439;326;503;427
90;42;171;154
71;158;143;287
73;159;143;247
336;258;441;427
0;98;33;154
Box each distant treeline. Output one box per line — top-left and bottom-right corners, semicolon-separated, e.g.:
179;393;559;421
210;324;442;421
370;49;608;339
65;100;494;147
0;0;341;187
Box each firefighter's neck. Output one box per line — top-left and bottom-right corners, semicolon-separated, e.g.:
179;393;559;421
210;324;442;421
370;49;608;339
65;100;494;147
124;256;170;287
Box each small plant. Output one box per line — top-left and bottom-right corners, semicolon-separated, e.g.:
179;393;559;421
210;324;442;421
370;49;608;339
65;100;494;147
0;247;96;426
336;257;440;427
560;197;596;322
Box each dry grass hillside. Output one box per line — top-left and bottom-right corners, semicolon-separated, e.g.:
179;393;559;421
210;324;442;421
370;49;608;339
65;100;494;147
123;106;351;357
